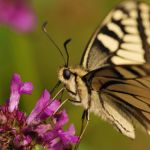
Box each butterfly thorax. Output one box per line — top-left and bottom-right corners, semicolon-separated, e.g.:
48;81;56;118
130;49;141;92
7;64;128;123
58;66;91;109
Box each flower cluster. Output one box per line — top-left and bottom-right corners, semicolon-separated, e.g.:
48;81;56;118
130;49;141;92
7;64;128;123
0;0;36;32
0;74;79;149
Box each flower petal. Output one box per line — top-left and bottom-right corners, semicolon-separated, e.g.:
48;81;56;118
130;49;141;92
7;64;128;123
55;110;68;128
8;74;21;112
20;82;33;94
47;139;68;150
8;91;20;112
59;125;79;143
27;90;50;124
40;100;60;120
10;74;22;93
8;74;33;112
35;124;52;137
43;130;57;142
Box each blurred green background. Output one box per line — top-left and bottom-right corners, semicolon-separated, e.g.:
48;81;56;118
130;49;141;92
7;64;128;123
0;0;150;149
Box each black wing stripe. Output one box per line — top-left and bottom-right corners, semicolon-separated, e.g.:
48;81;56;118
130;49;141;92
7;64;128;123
101;93;131;133
106;89;150;107
125;80;147;88
135;79;150;88
105;92;150;126
100;80;125;91
136;96;150;106
123;66;144;77
104;90;150;113
100;25;122;42
115;66;141;78
110;68;125;78
136;78;150;88
100;79;148;91
137;2;150;61
106;86;150;100
117;7;130;17
131;66;147;76
114;99;150;130
112;19;127;34
93;38;110;53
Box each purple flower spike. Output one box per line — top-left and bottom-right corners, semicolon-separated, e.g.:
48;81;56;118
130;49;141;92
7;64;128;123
0;0;36;32
0;74;79;149
8;74;33;112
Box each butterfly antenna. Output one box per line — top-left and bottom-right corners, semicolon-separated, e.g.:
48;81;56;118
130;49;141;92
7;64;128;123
42;22;67;66
64;38;71;67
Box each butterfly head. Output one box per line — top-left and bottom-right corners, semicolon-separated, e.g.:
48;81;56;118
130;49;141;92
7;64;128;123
58;66;87;95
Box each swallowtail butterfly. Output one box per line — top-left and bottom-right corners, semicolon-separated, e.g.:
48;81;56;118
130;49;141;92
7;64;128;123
58;0;150;140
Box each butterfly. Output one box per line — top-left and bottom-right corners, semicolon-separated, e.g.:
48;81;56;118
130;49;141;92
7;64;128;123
44;0;150;142
56;0;150;140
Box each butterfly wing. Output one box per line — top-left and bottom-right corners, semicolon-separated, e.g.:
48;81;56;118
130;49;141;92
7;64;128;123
81;1;150;71
84;64;150;136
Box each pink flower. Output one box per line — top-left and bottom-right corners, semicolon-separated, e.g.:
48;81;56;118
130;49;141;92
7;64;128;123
0;0;36;32
0;73;79;149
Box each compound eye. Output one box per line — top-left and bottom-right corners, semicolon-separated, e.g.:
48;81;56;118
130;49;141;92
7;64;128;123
63;69;71;80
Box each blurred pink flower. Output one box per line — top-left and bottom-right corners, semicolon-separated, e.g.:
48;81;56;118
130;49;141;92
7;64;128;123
0;0;36;32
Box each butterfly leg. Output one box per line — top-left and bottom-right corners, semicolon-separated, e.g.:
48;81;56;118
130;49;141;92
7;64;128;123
53;98;69;115
74;109;90;150
58;88;64;102
50;80;61;94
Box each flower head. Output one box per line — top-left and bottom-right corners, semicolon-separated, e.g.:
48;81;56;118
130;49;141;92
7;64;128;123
0;74;79;149
0;0;36;32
